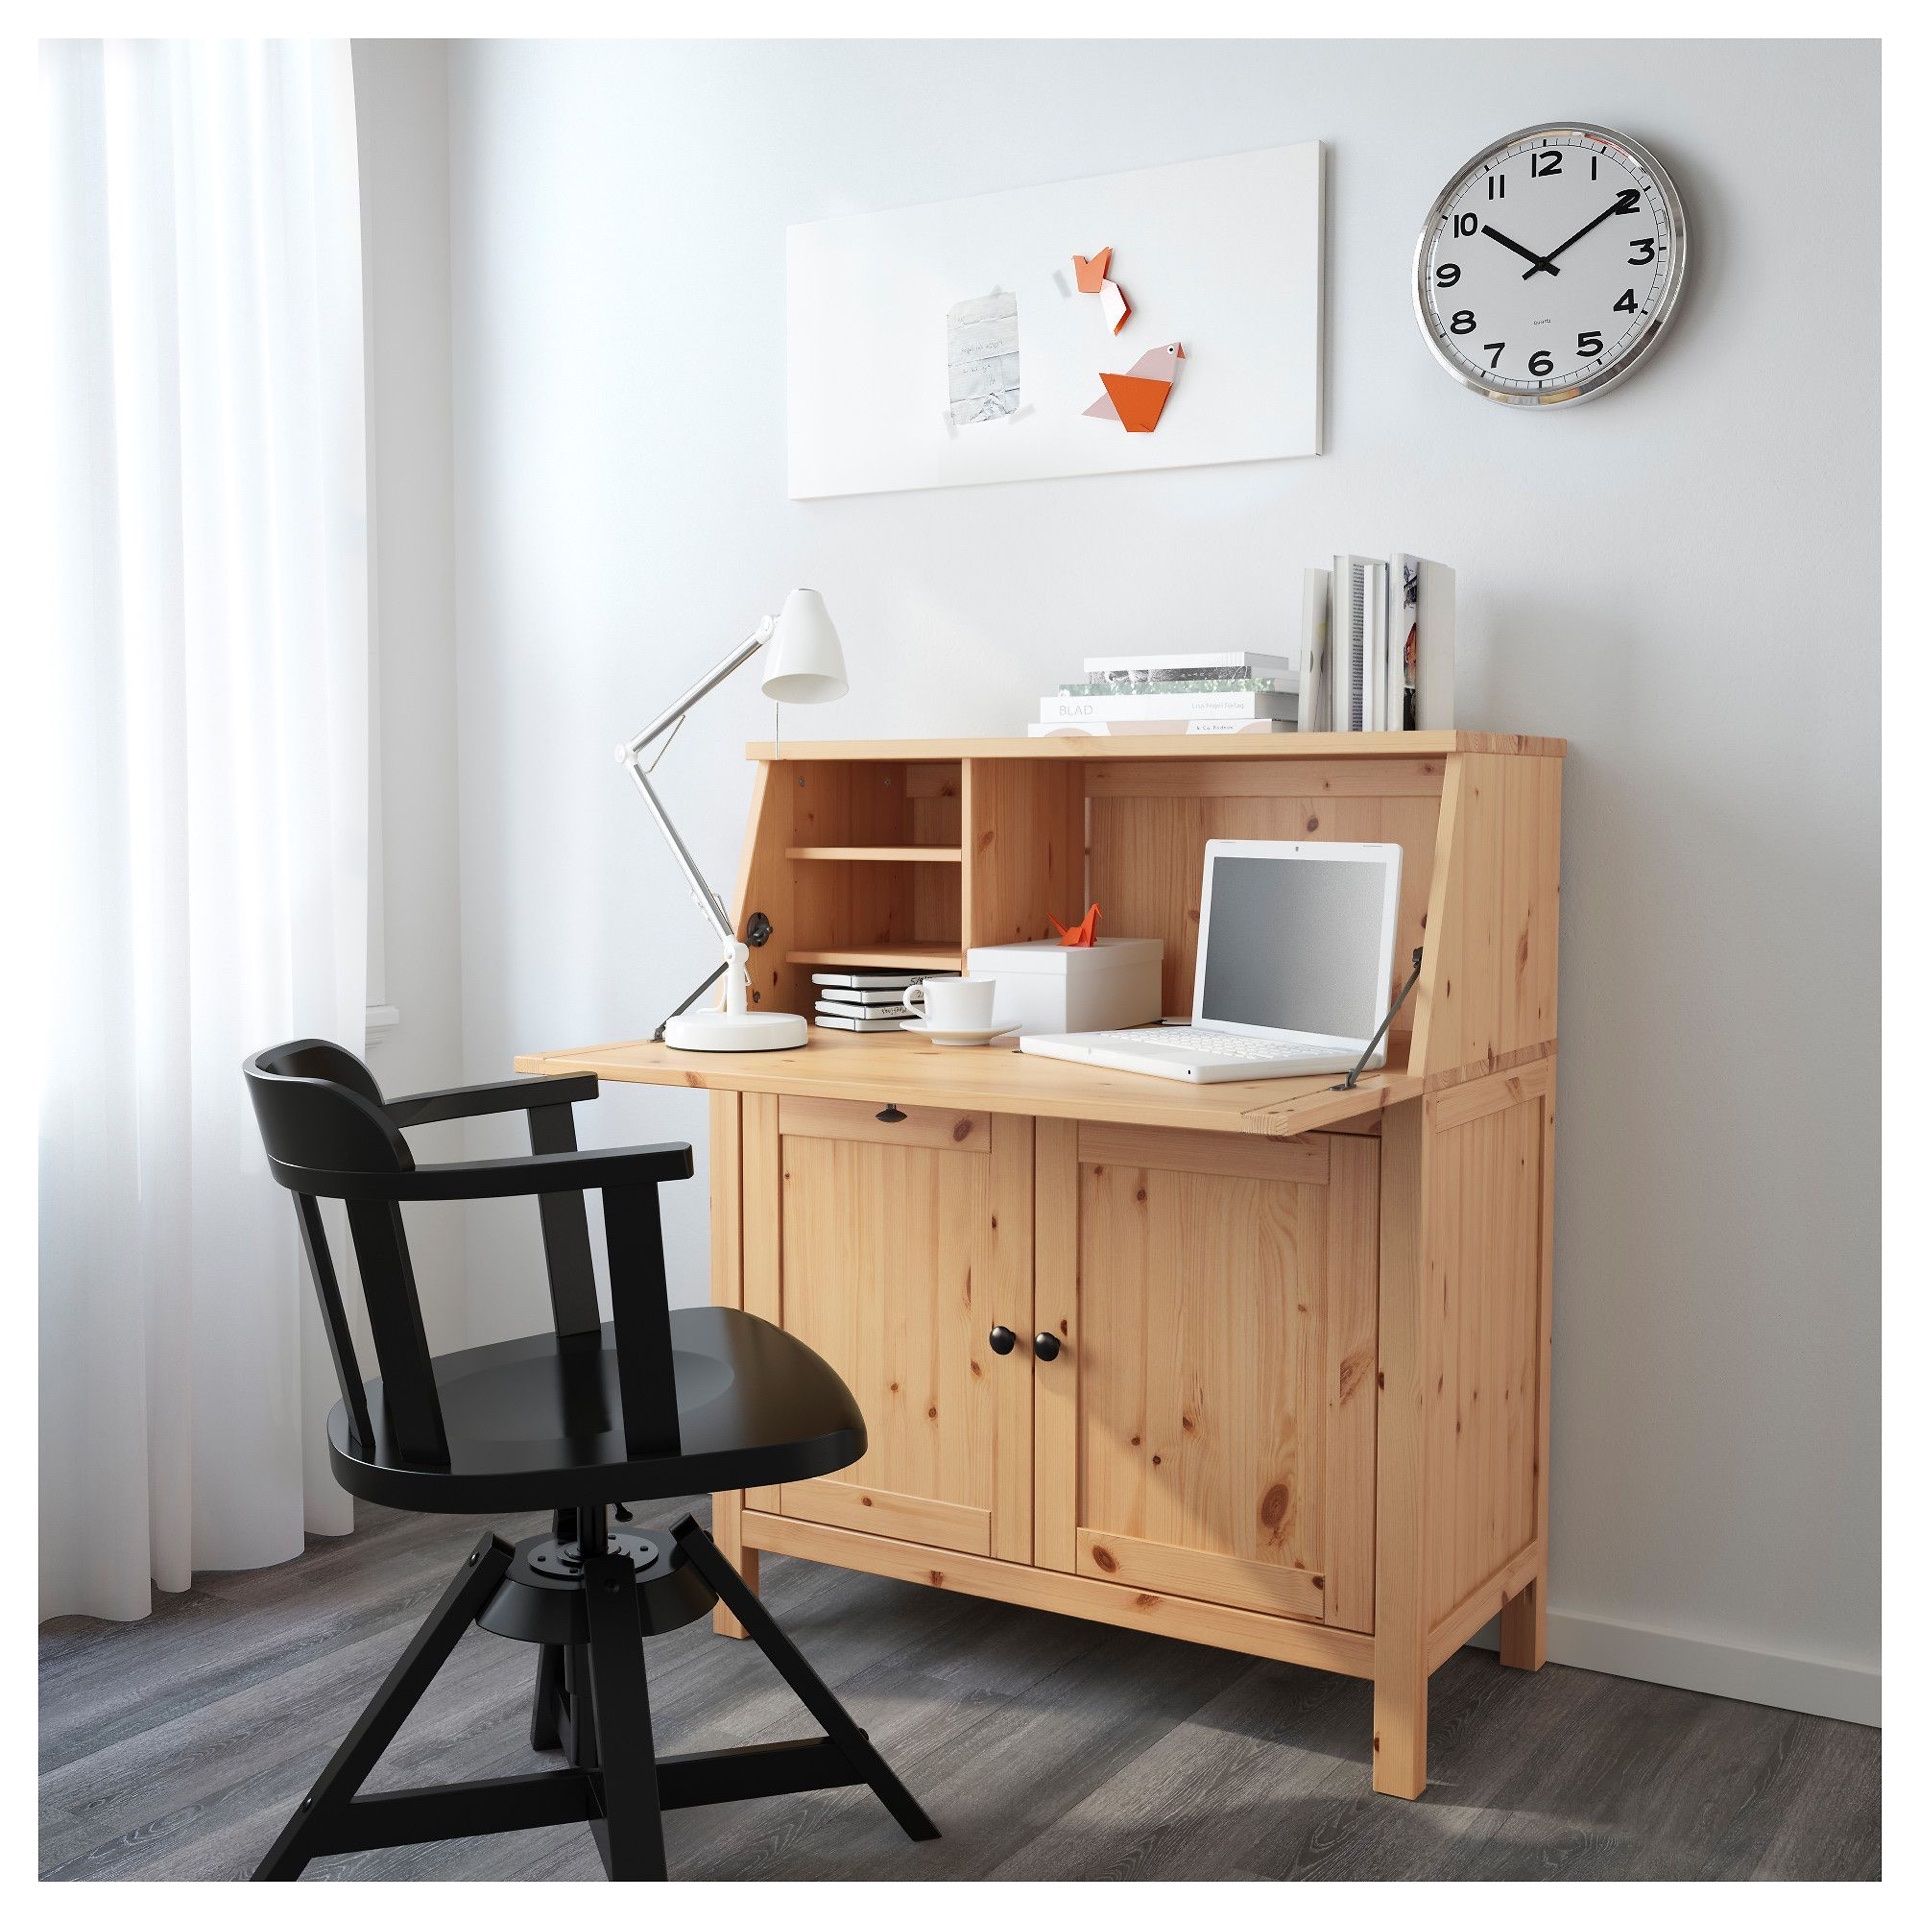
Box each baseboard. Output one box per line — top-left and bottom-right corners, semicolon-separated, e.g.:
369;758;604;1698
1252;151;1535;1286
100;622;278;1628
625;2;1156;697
1467;1609;1880;1727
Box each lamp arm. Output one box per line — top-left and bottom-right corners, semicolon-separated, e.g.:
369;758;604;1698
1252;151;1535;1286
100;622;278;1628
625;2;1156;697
617;616;774;760
623;755;736;947
614;614;776;954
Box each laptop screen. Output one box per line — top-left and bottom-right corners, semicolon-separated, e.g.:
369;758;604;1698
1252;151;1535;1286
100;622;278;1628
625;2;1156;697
1198;852;1394;1040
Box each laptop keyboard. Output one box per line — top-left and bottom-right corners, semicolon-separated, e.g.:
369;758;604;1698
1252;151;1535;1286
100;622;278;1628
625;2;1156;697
1082;1029;1333;1061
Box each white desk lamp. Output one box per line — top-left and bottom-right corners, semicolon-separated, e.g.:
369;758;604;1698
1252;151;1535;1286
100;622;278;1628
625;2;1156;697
615;588;848;1052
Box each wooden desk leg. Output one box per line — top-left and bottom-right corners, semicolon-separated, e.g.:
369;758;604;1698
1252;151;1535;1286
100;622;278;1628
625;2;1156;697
709;1490;758;1640
1499;1574;1548;1671
1372;1100;1428;1798
1501;1065;1555;1676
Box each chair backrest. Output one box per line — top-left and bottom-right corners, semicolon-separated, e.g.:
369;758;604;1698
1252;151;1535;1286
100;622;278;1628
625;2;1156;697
248;1039;413;1173
245;1040;444;1467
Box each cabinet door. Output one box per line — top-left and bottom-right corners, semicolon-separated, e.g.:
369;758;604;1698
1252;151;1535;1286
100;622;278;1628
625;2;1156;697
1034;1120;1379;1630
743;1093;1033;1562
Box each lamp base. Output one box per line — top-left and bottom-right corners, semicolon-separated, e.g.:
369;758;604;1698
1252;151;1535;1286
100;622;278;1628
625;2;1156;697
663;1009;809;1053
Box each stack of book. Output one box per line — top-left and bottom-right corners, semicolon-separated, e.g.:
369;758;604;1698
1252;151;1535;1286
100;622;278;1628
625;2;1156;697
1297;555;1456;734
811;967;958;1032
1029;650;1300;738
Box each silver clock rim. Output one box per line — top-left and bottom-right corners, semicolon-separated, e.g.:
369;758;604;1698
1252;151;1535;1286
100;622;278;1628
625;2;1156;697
1411;121;1688;409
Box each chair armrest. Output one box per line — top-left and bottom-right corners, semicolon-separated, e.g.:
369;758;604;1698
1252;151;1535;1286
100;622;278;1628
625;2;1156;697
385;1072;598;1129
275;1141;693;1202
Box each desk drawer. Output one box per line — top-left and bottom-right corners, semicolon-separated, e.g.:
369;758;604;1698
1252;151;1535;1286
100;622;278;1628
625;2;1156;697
777;1094;991;1153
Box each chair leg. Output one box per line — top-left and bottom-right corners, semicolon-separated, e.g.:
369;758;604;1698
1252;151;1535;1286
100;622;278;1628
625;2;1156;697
530;1505;573;1752
670;1515;938;1843
529;1641;565;1753
582;1549;668;1881
254;1531;516;1881
562;1642;596;1767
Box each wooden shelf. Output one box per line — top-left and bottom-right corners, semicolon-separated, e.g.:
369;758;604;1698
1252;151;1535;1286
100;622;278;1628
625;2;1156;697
748;731;1566;763
785;845;962;863
785;943;964;971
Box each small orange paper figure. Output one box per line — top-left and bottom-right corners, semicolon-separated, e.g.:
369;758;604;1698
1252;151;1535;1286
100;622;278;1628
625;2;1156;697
1072;247;1131;334
1071;248;1112;293
1084;343;1185;433
1049;903;1102;947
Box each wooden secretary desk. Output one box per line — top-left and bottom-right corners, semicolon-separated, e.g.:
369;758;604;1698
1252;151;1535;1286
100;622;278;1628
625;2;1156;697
518;730;1564;1798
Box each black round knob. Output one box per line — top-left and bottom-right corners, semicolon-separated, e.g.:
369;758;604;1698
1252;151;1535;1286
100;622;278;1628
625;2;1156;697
988;1325;1017;1356
1033;1331;1062;1363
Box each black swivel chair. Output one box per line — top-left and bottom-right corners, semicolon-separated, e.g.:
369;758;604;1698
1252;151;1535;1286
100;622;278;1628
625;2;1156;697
241;1039;935;1881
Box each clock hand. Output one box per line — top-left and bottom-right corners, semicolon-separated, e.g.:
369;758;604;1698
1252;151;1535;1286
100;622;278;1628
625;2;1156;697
1523;198;1630;278
1479;224;1560;276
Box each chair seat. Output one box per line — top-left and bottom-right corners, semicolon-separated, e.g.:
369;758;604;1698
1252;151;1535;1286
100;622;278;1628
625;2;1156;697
325;1306;866;1513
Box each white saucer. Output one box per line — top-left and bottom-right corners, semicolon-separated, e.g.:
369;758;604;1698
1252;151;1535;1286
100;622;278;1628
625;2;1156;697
908;1020;1022;1049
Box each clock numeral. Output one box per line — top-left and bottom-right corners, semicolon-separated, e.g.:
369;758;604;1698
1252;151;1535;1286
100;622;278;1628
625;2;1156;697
1484;341;1506;368
1590;154;1599;179
1449;309;1476;335
1435;262;1461;289
1531;150;1563;177
1614;187;1642;214
1613;288;1640;314
1487;173;1506;200
1629;235;1655;264
1577;330;1604;358
1529;349;1554;377
1452;211;1479;237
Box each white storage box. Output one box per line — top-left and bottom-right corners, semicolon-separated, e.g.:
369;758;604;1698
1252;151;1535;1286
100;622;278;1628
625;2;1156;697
966;936;1163;1035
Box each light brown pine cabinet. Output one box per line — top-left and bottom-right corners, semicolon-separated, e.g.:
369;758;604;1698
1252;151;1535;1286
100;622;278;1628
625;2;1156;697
521;728;1564;1797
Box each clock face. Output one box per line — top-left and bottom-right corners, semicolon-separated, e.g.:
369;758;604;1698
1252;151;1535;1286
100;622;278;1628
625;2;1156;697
1414;123;1687;407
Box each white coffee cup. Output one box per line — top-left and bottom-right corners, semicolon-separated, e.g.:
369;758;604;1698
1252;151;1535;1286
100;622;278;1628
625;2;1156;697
904;976;996;1031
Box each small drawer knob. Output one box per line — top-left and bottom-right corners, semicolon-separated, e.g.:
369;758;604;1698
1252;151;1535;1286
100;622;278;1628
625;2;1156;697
1033;1331;1062;1363
988;1325;1017;1356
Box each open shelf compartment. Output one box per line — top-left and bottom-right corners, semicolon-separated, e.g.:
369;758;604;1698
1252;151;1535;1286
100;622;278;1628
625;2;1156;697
730;739;1561;1082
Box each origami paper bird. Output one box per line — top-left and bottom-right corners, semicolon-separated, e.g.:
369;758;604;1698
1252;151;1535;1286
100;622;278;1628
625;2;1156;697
1049;902;1102;948
1084;343;1185;433
1072;246;1131;334
1071;248;1112;292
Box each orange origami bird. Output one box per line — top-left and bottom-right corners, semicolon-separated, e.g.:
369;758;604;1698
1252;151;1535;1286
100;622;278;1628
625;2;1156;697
1084;343;1185;433
1071;247;1112;292
1072;246;1130;334
1049;903;1102;947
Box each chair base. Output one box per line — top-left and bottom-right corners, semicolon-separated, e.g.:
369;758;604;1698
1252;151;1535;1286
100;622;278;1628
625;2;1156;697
479;1523;717;1647
253;1516;937;1882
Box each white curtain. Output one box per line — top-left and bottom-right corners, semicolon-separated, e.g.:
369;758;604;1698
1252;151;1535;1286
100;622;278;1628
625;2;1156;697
38;41;369;1621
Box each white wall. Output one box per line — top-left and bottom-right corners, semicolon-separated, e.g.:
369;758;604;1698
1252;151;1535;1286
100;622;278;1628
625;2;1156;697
353;40;469;1351
424;38;1879;1719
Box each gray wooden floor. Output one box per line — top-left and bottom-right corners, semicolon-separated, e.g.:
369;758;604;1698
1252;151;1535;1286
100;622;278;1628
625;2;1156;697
40;1497;1880;1881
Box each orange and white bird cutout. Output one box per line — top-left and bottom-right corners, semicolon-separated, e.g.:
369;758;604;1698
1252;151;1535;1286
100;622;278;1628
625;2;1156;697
1072;246;1131;335
1084;343;1185;434
1049;903;1102;948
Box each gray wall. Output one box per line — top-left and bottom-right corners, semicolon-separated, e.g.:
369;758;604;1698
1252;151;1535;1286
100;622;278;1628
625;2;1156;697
378;38;1879;1718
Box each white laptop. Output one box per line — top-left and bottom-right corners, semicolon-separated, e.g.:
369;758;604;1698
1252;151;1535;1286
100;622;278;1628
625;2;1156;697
1019;839;1403;1084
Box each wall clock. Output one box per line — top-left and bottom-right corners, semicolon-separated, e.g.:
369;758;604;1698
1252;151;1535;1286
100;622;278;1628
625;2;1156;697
1414;123;1687;407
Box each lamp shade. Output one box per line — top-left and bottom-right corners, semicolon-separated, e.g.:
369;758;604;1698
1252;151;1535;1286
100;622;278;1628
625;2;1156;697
759;588;848;704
